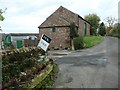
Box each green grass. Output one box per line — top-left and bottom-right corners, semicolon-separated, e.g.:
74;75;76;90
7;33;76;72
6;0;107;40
83;36;103;48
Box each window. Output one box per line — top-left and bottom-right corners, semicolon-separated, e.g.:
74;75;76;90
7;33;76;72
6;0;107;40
52;26;56;32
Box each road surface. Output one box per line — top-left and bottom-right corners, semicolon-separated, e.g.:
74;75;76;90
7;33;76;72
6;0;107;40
49;37;119;88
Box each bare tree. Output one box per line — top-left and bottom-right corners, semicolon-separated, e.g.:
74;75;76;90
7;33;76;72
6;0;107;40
105;17;117;27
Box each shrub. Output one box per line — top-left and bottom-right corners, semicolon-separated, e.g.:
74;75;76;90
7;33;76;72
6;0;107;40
73;36;84;50
98;22;106;36
2;47;49;89
70;22;79;39
107;23;120;38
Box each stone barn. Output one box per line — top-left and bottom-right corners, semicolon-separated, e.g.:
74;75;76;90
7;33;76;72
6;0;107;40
38;6;90;50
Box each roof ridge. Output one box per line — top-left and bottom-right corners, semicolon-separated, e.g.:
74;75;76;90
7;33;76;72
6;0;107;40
59;6;89;23
38;6;90;28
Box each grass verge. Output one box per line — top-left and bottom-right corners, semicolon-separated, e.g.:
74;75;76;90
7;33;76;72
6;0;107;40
83;36;103;48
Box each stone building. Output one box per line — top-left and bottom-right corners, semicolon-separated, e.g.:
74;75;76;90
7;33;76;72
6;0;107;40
38;6;90;49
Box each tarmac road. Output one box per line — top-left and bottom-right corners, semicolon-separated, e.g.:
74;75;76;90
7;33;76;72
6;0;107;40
50;37;119;88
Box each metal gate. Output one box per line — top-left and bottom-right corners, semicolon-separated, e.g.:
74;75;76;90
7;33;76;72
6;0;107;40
16;40;23;48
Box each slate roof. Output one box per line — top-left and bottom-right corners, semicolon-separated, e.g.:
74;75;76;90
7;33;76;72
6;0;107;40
39;15;70;28
38;6;90;28
9;33;39;36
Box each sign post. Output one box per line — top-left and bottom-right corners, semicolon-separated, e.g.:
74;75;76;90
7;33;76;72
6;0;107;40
38;34;51;53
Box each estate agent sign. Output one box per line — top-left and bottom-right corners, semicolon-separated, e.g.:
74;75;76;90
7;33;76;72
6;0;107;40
38;34;51;51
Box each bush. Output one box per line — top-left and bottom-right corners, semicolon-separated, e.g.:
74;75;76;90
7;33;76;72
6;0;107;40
107;23;120;38
2;47;50;89
73;36;103;50
73;36;84;50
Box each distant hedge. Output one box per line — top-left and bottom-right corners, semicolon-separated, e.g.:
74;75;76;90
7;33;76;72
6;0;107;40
108;23;120;38
73;36;84;50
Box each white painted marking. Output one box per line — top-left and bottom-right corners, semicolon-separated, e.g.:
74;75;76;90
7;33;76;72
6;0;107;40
52;56;63;58
87;54;93;56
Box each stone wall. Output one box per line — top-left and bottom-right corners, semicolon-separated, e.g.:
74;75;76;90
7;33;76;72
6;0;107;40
78;18;84;36
78;17;90;36
39;27;70;49
24;39;39;47
86;22;90;35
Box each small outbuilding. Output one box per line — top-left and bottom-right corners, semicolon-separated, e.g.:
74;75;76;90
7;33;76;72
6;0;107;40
3;33;39;49
38;6;90;50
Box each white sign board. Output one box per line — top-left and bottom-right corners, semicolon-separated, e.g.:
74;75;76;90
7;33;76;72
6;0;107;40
38;34;51;51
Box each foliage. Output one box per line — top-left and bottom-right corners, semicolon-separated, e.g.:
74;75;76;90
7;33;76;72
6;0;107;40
106;26;113;35
70;22;78;39
2;47;52;89
98;22;106;36
69;22;79;50
83;36;103;48
73;36;103;50
0;9;5;21
73;36;84;50
105;17;117;27
84;13;101;35
3;42;15;49
108;23;120;38
0;8;6;31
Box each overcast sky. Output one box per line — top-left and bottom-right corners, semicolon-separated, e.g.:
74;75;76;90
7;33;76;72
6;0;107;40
0;0;119;33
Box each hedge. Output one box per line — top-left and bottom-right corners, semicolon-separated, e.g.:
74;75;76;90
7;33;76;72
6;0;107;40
73;36;84;50
2;47;58;89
